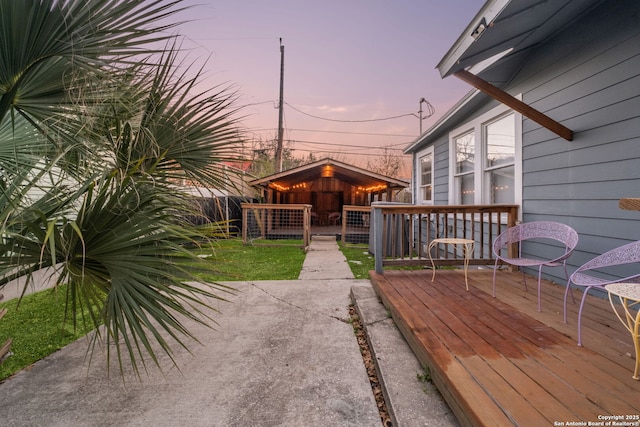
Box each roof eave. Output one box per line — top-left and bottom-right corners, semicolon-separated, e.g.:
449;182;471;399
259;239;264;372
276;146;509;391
436;0;512;78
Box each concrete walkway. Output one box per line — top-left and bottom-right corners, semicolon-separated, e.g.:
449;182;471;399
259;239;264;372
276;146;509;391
0;236;458;426
299;235;355;280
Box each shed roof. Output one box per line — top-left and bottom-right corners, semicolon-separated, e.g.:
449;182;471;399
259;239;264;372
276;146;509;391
248;158;409;190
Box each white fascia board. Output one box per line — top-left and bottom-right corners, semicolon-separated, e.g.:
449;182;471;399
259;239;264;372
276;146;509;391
436;0;512;78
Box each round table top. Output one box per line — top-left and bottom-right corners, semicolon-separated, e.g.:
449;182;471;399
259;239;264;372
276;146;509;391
605;282;640;301
431;238;475;244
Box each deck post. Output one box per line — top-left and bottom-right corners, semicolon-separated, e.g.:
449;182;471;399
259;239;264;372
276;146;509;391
242;205;248;244
372;203;384;274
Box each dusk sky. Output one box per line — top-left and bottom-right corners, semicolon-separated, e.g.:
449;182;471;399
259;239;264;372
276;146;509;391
174;1;486;175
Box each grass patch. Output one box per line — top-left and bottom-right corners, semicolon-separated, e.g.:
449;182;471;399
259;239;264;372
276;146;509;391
417;366;433;384
193;238;306;281
339;243;428;279
0;285;96;381
339;244;375;279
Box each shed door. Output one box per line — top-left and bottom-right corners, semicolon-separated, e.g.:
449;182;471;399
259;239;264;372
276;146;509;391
312;192;342;214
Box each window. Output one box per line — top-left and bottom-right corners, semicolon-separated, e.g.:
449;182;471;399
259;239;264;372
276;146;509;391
485;113;515;203
454;131;475;205
449;104;521;207
419;149;434;203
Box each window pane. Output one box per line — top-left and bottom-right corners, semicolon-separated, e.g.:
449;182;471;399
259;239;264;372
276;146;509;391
486;114;515;168
460;174;474;204
489;165;514;203
420;153;433;202
423;185;432;201
456;132;474;174
420;154;432;186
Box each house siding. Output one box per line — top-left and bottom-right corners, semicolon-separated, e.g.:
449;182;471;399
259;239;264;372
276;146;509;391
411;0;640;286
506;0;640;282
433;135;450;204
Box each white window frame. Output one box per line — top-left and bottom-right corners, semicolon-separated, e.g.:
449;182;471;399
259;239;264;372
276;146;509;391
417;147;434;205
448;102;522;210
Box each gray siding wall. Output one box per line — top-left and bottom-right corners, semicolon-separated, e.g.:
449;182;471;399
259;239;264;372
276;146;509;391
423;0;640;286
432;133;450;204
506;0;640;282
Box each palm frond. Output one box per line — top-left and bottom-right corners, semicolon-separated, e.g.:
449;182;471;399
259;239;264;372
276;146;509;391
0;0;248;377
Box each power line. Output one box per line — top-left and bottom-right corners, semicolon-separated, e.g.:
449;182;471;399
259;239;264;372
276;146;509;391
288;128;416;138
291;147;410;158
285;102;417;123
289;139;409;150
251;127;415;139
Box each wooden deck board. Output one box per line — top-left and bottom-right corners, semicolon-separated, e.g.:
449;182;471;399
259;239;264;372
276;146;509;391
370;269;640;427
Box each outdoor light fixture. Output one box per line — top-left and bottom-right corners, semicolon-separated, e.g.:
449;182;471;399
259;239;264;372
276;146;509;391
471;18;487;39
321;165;334;178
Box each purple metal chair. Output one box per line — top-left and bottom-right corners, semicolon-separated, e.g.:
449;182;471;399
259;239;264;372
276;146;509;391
564;240;640;346
492;221;579;312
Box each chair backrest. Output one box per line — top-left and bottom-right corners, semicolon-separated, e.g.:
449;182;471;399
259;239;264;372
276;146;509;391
493;221;579;259
328;212;340;220
575;240;640;273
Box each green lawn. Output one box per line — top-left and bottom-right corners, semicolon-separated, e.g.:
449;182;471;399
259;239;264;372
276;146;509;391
339;244;375;279
194;238;306;281
339;243;425;278
0;285;95;381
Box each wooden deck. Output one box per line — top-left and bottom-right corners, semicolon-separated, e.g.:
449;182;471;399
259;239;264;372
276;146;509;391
369;268;640;427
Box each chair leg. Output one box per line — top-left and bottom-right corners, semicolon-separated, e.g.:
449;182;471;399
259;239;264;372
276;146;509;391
537;266;543;312
563;263;575;304
577;287;591;347
492;260;499;297
520;269;528;291
563;283;572;324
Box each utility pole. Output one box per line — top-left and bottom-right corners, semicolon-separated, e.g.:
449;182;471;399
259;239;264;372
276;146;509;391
418;97;434;135
419;98;426;135
275;39;285;172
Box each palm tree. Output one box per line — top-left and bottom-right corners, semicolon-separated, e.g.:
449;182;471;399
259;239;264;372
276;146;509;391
0;0;245;375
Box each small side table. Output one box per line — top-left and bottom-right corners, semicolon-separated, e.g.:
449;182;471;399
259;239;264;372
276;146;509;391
428;238;475;291
605;282;640;380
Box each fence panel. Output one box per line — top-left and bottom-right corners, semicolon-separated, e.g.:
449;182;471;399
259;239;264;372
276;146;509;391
241;203;311;249
341;205;371;246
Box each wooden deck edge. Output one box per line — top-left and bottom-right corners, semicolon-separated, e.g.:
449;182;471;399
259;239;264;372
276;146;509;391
369;271;514;427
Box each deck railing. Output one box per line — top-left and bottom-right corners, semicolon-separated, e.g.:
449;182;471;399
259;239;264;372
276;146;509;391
241;203;311;249
371;203;519;274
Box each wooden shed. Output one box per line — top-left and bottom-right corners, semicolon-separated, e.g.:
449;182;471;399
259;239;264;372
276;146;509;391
248;158;409;225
